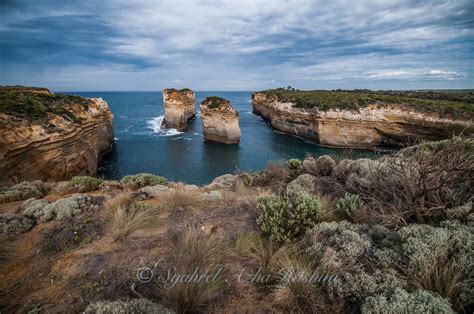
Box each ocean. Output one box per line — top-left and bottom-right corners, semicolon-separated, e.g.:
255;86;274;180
69;91;375;185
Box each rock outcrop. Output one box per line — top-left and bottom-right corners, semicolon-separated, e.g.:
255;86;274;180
252;91;474;148
200;97;241;144
162;88;196;130
0;87;114;185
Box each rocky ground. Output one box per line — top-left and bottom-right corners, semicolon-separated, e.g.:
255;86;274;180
0;138;473;313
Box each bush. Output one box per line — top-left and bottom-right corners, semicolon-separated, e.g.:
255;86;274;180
256;192;325;242
0;213;36;235
337;193;363;221
287;159;301;170
286;174;317;195
302;156;336;176
33;194;100;222
108;194;159;241
84;299;173;314
362;288;454;313
65;176;103;193
159;226;228;312
0;180;49;204
122;173;168;189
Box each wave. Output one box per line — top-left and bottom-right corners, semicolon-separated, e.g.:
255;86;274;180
147;116;183;136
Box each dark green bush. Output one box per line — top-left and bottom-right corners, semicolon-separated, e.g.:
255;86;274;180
337;193;363;221
256;192;325;242
65;176;103;193
122;173;168;189
287;159;301;170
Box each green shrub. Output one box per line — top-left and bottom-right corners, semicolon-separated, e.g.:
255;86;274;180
0;180;49;204
256;192;325;242
65;176;103;193
337;193;363;221
122;173;168;189
84;299;173;314
25;194;100;222
287;159;301;170
0;213;36;235
362;288;454;313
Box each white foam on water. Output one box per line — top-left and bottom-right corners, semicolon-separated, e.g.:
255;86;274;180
114;137;120;141
147;116;183;136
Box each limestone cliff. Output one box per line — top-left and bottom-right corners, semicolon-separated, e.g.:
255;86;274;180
0;87;114;185
200;97;241;144
252;91;474;148
162;88;196;131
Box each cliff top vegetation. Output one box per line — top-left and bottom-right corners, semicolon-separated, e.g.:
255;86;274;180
202;96;230;109
256;89;474;118
0;87;91;123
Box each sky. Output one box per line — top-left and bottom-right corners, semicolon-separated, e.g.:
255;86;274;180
0;0;473;91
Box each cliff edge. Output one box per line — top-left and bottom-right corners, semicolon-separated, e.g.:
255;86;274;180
252;89;474;148
0;86;114;185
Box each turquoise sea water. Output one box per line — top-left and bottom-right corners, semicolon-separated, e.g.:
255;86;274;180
70;92;375;185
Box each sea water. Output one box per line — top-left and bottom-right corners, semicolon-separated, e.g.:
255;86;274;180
69;91;376;185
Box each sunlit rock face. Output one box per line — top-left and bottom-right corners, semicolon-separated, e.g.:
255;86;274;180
0;87;114;185
200;97;241;144
252;92;474;148
162;88;196;131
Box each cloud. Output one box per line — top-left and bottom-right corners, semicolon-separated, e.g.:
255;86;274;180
0;0;473;90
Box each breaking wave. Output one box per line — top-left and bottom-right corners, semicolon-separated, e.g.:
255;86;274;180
147;116;183;136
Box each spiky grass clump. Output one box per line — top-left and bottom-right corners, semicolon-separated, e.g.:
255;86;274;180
159;226;228;313
336;193;363;222
64;176;103;193
157;186;209;215
287;159;302;170
233;232;261;257
108;194;159;241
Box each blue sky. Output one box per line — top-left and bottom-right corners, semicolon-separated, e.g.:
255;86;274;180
1;0;473;91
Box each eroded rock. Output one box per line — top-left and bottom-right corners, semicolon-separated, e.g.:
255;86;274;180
200;97;241;144
162;88;196;131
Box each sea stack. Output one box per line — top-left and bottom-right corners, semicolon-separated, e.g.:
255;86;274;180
162;88;196;131
200;96;241;144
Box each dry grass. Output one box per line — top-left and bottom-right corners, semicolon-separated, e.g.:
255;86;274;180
157;185;210;215
315;193;338;222
271;246;324;313
251;162;290;189
0;235;15;264
107;194;159;241
159;226;229;313
232;232;261;258
415;260;466;312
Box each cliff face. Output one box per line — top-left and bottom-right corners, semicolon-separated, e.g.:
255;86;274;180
200;97;241;144
162;89;196;131
0;88;114;185
252;92;474;148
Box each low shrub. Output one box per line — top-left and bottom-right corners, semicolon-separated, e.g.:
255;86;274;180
122;173;168;189
0;180;49;204
361;288;454;313
287;159;301;170
158;226;228;312
43;218;102;252
286;174;317;195
302;155;336;176
0;213;36;235
251;162;289;189
65;176;103;193
28;194;101;222
336;193;363;221
108;194;159;241
256;192;325;242
84;299;173;314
